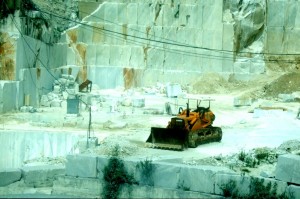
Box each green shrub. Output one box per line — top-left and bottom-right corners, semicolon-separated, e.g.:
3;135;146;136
244;155;258;168
254;147;270;161
102;145;137;199
219;179;238;198
247;177;277;199
238;150;246;161
177;180;190;191
136;158;155;186
238;150;258;168
220;177;294;199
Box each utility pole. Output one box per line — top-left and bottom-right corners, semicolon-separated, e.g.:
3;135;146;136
86;105;91;148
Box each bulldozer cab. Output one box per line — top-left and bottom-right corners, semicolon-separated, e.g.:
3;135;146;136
168;117;186;129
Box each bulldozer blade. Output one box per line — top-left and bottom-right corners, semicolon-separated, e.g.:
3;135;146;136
145;127;188;150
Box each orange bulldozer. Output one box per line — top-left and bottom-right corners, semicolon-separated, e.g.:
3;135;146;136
146;99;222;150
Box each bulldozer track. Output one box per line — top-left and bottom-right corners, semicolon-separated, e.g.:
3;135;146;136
188;127;222;148
145;142;185;151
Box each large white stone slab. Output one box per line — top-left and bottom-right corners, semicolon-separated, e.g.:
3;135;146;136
182;28;202;47
53;175;101;197
66;154;98;178
21;165;65;187
149;26;164;48
287;185;300;199
77;25;93;44
96;45;110;66
222;24;234;51
0;130;79;169
186;5;202;29
118;3;128;24
0;168;22;187
119;184;223;199
267;1;285;27
109;45;130;67
0;81;17;113
129;46;144;68
103;22;127;45
152;162;181;189
215;174;288;196
222;52;234;73
83;3;105;23
88;67;123;89
164;51;183;70
275;154;300;185
177;4;190;27
202;0;222;30
162;27;179;48
152;3;163;26
137;3;151;26
162;5;177;27
104;2;118;24
202;29;223;49
66;46;76;66
127;3;138;25
179;165;233;194
266;27;285;54
86;45;97;66
91;23;105;44
52;175;223;199
182;49;203;72
51;44;67;68
284;29;300;53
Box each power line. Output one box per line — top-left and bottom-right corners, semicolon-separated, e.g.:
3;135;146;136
3;1;78;97
38;5;300;57
36;7;237;62
48;0;300;57
34;8;300;65
38;9;258;64
21;0;299;63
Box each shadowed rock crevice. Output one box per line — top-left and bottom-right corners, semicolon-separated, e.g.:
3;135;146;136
232;2;265;54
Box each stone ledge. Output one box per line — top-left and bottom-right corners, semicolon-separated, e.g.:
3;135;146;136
66;154;98;178
97;156;233;194
287;185;300;199
52;175;223;199
275;154;300;185
52;175;101;197
0;168;22;187
21;165;65;187
215;173;288;196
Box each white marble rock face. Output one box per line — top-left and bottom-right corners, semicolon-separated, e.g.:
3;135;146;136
2;0;300;113
66;0;286;88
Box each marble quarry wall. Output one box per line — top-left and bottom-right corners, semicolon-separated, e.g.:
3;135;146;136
62;0;235;88
1;154;300;198
0;130;80;170
0;33;61;112
66;0;300;86
62;0;268;87
265;0;300;71
1;0;300;112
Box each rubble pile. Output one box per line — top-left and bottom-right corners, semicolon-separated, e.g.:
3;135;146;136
40;74;78;107
191;73;239;94
184;140;300;177
262;72;300;99
94;135;139;156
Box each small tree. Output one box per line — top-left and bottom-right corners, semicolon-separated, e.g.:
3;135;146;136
136;158;156;186
102;145;137;199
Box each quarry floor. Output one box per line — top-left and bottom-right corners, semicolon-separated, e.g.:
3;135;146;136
1;87;300;175
0;72;300;180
